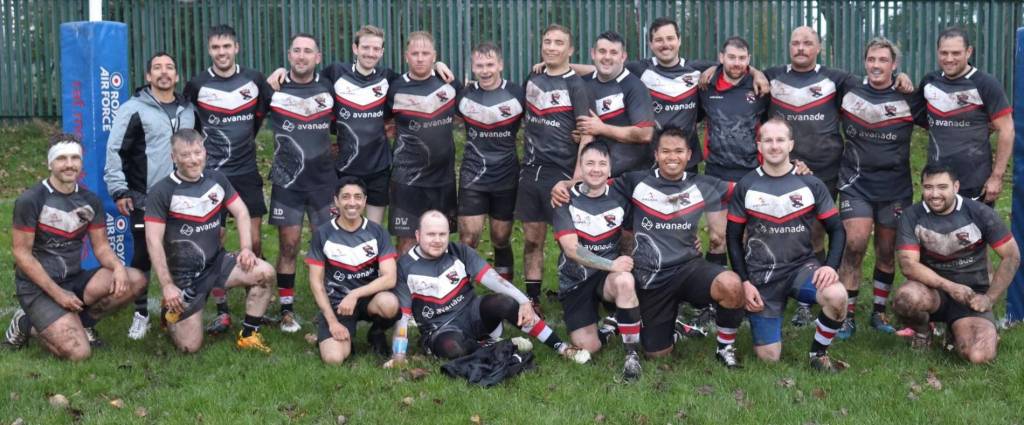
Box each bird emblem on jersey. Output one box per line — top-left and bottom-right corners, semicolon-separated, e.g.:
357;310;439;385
499;105;512;117
884;104;897;117
669;192;691;205
789;194;804;208
314;95;327;109
372;86;384;97
363;245;376;257
445;270;460;284
745;91;756;103
74;207;94;223
601;99;612;111
603;214;617;228
550;93;561;105
239;88;253;100
956;231;971;246
208;192;220;204
808;85;823;97
681;75;695;86
956;93;970;106
436;91;449;102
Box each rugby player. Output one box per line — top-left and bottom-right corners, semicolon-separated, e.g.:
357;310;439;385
834;38;925;339
385;211;590;366
699;36;769;183
306;177;400;364
6;134;147;358
918;27;1013;206
552;142;642;380
145;129;276;353
264;33;338;333
555;128;747;367
104;52;197;340
387;31;463;255
183;24;272;334
762;26;911;327
578;31;656;177
456;42;524;283
517;24;594;316
892;164;1019;363
726;118;849;371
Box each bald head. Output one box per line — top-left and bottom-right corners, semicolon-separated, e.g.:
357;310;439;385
789;26;821;71
415;210;451;258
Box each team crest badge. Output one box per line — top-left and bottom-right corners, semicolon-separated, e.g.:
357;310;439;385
446;270;460;284
745;91;756;103
208;192;220;204
550;93;561;105
789;194;804;208
604;214;617;228
956;93;970;106
363;245;376;257
499;105;512;117
681;75;694;86
436;91;449;102
808;85;823;97
239;88;253;100
884;104;897;117
601;99;612;111
955;231;971;246
372;86;384;97
314;96;327;109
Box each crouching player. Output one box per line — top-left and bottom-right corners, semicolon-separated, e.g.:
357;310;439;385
385;211;590;367
5;134;147;359
306;177;400;364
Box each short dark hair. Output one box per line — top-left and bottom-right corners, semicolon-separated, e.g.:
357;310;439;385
720;36;749;53
653;127;689;151
48;132;81;147
171;129;204;146
580;141;611;158
542;24;573;46
472;41;502;58
335;176;367;196
938;26;972;49
208;24;237;42
289;32;320;51
921;162;959;183
146;52;175;73
595;30;625;48
648;17;679;42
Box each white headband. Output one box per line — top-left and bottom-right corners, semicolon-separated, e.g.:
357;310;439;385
47;141;83;168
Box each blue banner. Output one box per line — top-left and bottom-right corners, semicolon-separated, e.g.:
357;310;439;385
60;21;132;268
1008;27;1024;322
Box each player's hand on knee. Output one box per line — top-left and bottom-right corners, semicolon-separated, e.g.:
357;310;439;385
969;293;993;313
111;266;129;297
945;283;975;305
812;266;838;289
518;302;538;327
161;285;185;313
383;355;407;369
237;249;257;272
743;281;764;312
337;294;358;316
55;289;84;312
611;256;634;273
329;321;350;342
550;180;573;208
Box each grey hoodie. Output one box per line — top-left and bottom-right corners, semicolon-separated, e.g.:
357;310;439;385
103;86;196;199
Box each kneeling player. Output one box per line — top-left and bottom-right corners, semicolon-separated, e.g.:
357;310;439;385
5;134;147;359
726;119;849;371
307;177;400;364
146;129;276;353
553;142;642;380
892;164;1019;363
385;211;590;367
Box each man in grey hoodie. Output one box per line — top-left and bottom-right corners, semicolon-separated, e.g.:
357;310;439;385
104;52;197;341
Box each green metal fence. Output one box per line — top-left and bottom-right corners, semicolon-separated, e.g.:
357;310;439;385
2;0;1022;119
